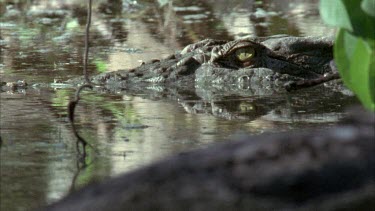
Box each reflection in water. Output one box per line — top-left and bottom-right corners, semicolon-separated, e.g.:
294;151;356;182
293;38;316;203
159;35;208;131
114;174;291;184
0;0;356;211
210;0;335;38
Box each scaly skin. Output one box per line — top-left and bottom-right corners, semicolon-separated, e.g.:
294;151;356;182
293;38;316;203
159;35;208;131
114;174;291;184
68;35;335;90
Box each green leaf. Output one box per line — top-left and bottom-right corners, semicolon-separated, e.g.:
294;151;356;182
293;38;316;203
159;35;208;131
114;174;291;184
334;29;356;79
320;0;375;39
335;29;375;111
320;0;352;31
349;37;375;110
362;0;375;17
342;0;375;39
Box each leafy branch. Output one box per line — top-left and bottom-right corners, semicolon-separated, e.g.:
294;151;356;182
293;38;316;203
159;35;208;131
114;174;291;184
320;0;375;111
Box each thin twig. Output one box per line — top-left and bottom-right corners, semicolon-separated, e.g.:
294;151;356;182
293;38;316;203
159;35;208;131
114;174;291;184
84;0;92;84
68;84;95;158
67;0;96;158
284;72;340;92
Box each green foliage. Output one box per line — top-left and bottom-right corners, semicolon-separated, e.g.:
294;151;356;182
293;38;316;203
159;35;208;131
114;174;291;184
335;30;375;109
361;0;375;17
320;0;375;111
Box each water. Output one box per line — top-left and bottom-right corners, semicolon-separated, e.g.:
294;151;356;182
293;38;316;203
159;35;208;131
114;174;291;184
0;0;359;210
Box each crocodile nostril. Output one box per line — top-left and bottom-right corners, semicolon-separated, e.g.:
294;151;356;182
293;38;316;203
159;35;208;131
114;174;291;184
238;75;251;84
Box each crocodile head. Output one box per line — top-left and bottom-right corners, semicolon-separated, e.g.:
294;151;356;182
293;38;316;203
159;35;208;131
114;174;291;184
179;35;334;88
76;35;334;92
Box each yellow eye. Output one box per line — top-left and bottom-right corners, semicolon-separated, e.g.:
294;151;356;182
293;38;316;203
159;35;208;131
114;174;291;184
235;47;255;62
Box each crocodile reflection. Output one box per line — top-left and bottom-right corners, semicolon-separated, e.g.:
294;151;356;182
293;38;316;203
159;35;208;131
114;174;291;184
178;87;355;122
94;82;355;122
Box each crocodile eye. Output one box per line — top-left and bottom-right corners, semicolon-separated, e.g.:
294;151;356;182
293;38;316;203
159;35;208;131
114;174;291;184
235;47;255;62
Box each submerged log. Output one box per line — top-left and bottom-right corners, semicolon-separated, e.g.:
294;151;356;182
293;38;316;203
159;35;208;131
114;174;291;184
42;108;374;211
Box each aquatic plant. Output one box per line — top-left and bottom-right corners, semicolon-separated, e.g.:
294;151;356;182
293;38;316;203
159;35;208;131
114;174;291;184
320;0;375;111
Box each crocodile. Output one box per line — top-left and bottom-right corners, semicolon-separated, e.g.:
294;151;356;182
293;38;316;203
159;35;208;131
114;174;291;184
2;35;338;95
68;35;336;92
1;35;350;123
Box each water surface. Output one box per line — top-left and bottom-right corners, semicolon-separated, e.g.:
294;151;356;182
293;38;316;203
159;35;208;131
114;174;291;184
0;0;358;210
